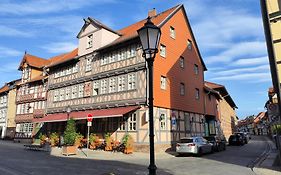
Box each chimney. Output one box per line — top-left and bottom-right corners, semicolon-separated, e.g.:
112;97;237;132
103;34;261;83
148;8;157;17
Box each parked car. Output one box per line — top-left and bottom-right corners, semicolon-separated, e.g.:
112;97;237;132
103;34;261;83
204;136;226;152
234;132;249;144
176;137;213;156
228;134;244;146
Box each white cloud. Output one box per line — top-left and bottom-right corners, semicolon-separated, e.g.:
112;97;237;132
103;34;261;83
233;56;269;66
210;72;271;82
214;65;270;76
41;42;77;54
0;0;117;16
0;62;20;73
0;25;33;37
205;41;267;64
0;46;21;57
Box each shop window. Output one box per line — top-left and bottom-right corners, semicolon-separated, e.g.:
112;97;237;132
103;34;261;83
128;113;137;131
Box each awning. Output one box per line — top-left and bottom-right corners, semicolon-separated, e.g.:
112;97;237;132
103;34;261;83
33;106;140;123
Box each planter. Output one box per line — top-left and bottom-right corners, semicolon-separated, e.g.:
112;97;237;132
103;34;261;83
124;147;133;154
62;146;77;156
105;146;112;151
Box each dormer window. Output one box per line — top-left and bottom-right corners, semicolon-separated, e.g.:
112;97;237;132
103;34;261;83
87;34;93;49
22;67;31;80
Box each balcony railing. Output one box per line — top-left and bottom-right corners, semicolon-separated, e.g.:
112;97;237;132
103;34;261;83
17;93;46;103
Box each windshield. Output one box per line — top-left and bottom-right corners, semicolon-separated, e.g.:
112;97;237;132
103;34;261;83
180;139;193;143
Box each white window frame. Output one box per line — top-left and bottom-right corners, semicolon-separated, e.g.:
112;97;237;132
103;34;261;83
160;76;167;90
85;58;92;72
180;83;185;96
71;85;78;99
195;88;200;100
160;112;166;130
93;81;99;96
100;79;107;94
118;75;126;92
194;64;199;75
180;56;184;68
128;73;136;90
128;113;137;131
59;88;65;101
170;26;176;39
54;90;59;102
78;84;84;98
65;87;71;100
160;44;166;57
73;64;79;73
109;77;116;93
87;34;93;49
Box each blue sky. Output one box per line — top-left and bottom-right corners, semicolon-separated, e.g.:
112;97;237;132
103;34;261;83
0;0;271;118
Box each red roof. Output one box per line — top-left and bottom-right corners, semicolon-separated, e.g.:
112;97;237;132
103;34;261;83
0;84;9;94
18;53;49;70
33;106;140;123
47;48;78;67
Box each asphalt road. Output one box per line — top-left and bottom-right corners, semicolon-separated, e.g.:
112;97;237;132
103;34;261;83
0;136;269;175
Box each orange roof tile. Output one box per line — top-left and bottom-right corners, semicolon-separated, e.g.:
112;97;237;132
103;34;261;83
205;81;224;89
0;84;9;94
19;53;49;70
97;5;180;50
47;48;78;67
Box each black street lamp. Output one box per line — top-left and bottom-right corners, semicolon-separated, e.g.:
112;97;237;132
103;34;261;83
137;17;161;175
66;105;72;120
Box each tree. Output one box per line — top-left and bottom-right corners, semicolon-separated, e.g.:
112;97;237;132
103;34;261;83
63;119;77;146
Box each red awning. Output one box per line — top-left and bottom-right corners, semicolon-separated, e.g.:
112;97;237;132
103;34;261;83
33;106;140;123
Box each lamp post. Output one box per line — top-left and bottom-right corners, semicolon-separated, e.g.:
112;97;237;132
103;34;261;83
66;105;72;120
137;17;161;175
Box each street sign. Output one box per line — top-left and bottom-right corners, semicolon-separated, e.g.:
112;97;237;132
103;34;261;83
87;121;92;126
87;113;93;122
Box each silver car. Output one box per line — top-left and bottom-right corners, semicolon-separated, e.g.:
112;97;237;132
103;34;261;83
176;137;213;156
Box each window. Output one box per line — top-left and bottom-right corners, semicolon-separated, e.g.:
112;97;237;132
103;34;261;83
87;34;93;48
65;87;71;100
121;49;126;60
93;81;99;96
117;51;121;61
195;88;200;100
78;84;84;98
118;117;126;131
109;53;115;63
109;78;116;93
160;112;166;130
180;83;185;96
184;113;191;131
131;45;136;57
128;73;136;90
160;44;166;57
101;55;108;65
54;71;60;78
160;76;166;90
66;67;72;75
187;39;192;50
170;26;176;39
71;85;78;99
180;56;184;68
60;69;66;77
59;89;65;101
128;113;137;131
118;75;126;92
73;64;79;73
54;90;59;102
85;58;92;72
194;64;199;75
100;79;107;94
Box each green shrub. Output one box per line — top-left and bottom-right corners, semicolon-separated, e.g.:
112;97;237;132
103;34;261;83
64;119;77;146
50;132;59;146
272;124;281;135
122;134;134;148
89;133;98;143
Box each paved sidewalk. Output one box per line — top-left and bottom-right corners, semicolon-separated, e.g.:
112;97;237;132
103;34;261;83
253;137;281;175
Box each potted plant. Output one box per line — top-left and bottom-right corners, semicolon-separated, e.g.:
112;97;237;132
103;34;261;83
50;132;59;147
104;133;113;151
62;119;78;156
75;133;84;148
89;133;98;149
122;134;134;154
39;133;47;145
